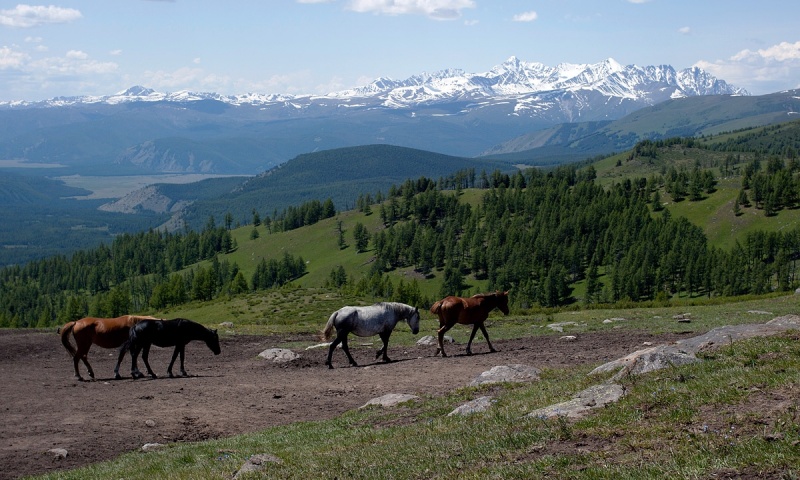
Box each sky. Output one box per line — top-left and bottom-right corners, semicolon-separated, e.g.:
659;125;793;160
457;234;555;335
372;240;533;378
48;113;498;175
1;0;799;102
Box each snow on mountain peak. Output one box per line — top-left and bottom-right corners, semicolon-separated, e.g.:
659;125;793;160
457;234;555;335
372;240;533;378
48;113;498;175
1;56;747;110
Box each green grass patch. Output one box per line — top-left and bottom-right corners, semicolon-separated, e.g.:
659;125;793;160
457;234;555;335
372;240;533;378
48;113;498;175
38;331;800;479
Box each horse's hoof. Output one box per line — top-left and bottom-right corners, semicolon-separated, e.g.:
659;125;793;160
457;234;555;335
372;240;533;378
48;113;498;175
327;365;334;370
114;374;122;380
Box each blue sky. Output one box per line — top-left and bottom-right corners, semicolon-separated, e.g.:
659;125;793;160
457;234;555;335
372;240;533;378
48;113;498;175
1;0;799;102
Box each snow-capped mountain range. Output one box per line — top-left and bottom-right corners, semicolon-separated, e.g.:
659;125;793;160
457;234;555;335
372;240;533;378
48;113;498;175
2;56;747;110
0;56;761;176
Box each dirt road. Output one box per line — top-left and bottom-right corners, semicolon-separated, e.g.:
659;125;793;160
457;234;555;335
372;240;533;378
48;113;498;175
0;328;695;479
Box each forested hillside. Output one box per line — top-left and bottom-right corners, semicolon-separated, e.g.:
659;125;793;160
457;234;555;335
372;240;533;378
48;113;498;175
179;144;510;228
3;147;800;327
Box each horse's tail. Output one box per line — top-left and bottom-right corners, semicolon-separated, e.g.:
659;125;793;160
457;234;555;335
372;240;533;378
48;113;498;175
430;300;443;315
59;321;77;358
321;311;338;341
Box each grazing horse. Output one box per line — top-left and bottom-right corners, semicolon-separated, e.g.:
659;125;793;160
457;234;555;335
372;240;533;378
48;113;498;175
321;302;420;369
128;318;221;379
430;291;509;357
59;315;159;381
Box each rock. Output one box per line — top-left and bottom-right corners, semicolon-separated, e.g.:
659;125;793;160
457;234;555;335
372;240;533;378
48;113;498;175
676;316;800;353
219;321;234;328
526;383;625;420
590;344;700;379
360;393;419;408
145;419;156;427
448;396;494;416
234;453;283;478
305;342;330;350
469;364;541;386
258;348;300;363
47;448;68;460
547;322;582;332
416;335;454;346
142;443;165;452
560;335;577;341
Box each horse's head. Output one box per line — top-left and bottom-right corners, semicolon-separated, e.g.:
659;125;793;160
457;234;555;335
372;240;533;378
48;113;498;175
496;291;510;315
207;328;221;355
407;307;420;335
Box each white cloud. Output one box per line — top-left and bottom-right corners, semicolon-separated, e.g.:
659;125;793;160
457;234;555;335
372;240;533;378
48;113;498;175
0;4;82;28
0;46;29;69
695;40;800;94
678;26;690;35
66;50;88;60
110;49;123;56
347;0;476;20
513;11;538;22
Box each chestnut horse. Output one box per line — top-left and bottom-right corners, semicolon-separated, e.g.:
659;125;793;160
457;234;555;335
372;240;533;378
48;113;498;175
59;315;159;381
430;291;509;357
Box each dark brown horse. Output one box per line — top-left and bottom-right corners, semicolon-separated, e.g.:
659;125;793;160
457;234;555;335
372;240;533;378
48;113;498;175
59;315;159;381
127;318;221;379
430;291;509;357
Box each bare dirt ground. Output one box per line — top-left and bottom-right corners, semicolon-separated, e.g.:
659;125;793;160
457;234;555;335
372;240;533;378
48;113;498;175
0;328;698;479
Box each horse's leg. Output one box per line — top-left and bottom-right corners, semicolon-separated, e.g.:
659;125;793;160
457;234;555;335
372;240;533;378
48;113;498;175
142;344;157;379
377;332;391;362
340;335;358;367
325;337;342;369
168;345;187;377
72;355;83;381
114;345;127;380
466;323;481;355
436;321;454;357
179;346;187;377
130;343;144;379
74;339;92;381
480;323;496;353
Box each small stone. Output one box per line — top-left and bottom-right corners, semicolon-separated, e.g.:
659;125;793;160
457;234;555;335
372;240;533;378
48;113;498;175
142;443;165;452
47;448;68;459
145;419;156;427
258;348;300;363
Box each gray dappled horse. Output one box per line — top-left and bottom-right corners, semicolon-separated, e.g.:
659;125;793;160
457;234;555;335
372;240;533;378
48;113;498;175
322;302;420;369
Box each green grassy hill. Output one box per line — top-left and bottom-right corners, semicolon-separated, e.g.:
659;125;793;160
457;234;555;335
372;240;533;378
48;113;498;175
589;119;800;249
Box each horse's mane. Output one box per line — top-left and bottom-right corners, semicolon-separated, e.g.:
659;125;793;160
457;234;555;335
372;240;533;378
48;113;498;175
377;302;414;315
471;292;502;299
127;315;160;321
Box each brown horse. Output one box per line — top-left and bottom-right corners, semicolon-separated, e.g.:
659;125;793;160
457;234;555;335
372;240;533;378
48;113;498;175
59;315;159;381
430;291;509;357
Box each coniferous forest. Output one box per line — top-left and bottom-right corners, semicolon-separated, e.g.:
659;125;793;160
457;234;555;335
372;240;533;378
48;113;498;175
3;150;800;328
4;122;800;328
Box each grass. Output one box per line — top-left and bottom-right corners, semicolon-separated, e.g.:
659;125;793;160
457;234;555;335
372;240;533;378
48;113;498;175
37;325;800;479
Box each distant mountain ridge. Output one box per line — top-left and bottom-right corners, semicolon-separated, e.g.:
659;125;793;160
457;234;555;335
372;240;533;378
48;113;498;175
2;57;746;109
0;57;751;175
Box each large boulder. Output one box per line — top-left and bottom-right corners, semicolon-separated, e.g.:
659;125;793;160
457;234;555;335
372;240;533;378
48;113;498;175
470;364;541;386
526;383;625;420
